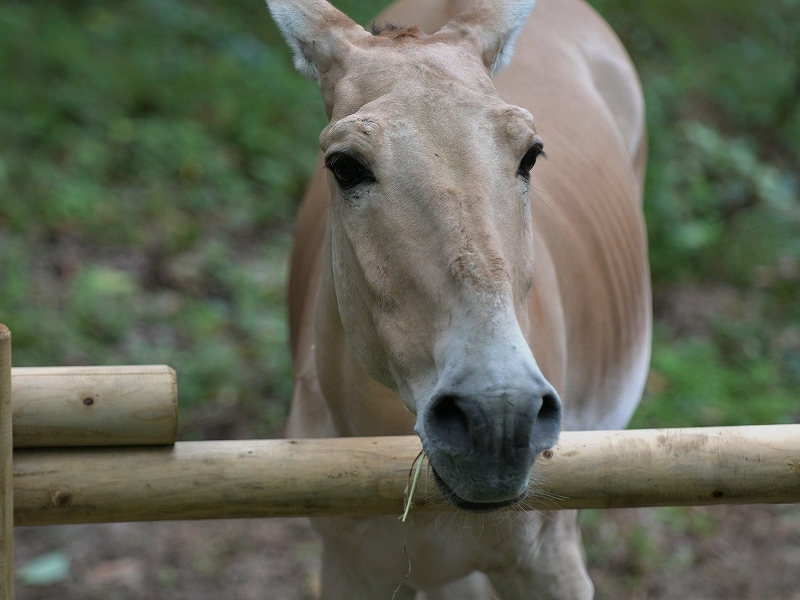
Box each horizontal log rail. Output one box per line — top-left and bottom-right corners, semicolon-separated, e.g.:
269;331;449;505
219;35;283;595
13;424;800;526
11;366;177;448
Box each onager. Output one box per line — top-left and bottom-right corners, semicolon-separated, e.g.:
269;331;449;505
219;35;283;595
267;0;651;597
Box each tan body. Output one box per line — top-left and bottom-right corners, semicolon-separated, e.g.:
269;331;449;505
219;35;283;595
271;0;651;597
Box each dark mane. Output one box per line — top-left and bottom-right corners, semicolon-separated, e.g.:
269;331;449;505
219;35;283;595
370;22;423;38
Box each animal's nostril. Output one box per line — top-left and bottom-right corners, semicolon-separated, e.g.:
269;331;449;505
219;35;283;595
531;391;562;452
539;392;560;422
428;394;471;451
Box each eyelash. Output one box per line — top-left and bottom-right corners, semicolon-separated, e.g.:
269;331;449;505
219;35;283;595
517;143;545;179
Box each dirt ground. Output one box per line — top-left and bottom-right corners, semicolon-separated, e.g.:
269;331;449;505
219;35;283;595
14;518;321;600
586;504;800;599
12;503;800;599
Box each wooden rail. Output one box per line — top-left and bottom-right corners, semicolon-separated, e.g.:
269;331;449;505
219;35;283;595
11;366;177;448
13;425;800;526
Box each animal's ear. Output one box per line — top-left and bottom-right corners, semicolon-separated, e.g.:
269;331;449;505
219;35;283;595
441;0;537;76
266;0;367;83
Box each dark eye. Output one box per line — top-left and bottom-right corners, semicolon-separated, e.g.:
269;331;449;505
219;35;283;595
517;142;545;179
325;153;374;190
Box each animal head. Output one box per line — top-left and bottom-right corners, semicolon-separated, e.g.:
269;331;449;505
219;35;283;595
269;0;562;511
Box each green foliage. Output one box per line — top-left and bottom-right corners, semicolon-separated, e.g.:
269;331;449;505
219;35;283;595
0;0;322;241
632;326;799;428
588;0;800;284
645;121;800;284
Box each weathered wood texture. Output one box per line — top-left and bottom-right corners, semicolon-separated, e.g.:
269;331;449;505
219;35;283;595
13;425;800;526
1;325;14;600
11;366;177;448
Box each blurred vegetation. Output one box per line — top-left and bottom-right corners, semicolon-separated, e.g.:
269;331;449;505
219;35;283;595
0;0;798;439
592;0;800;428
0;0;328;436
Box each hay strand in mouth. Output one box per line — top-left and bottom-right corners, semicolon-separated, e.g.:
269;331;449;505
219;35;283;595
401;450;425;522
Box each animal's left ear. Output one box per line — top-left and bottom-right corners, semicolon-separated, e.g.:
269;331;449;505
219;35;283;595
440;0;537;76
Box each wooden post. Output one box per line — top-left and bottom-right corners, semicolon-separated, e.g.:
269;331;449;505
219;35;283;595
12;425;800;526
11;366;177;448
1;325;14;600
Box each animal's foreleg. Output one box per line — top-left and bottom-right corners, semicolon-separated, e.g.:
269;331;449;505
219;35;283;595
486;510;593;600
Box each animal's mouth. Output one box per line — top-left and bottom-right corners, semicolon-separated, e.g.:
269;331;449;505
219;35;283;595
430;466;526;514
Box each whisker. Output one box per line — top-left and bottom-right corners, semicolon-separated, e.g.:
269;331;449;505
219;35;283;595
530;185;553;211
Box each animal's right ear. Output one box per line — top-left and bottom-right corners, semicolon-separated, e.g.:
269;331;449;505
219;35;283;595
266;0;367;83
440;0;538;77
